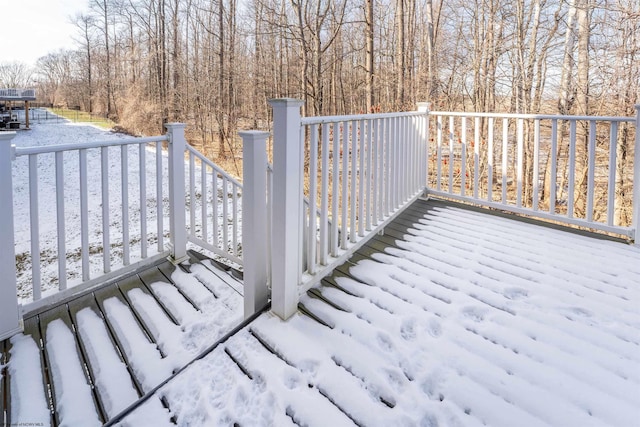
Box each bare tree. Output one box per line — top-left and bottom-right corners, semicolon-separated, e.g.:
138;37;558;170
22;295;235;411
0;62;33;88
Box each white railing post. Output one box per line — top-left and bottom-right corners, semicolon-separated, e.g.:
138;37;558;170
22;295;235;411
269;98;304;320
417;102;431;193
0;132;22;340
240;131;270;318
166;123;189;263
633;104;640;245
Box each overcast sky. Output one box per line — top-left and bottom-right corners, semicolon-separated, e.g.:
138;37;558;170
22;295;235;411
3;0;88;67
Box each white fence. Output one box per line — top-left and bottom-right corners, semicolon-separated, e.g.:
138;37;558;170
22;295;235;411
427;111;640;238
185;145;243;265
240;100;430;320
0;88;36;99
13;135;171;303
0;124;242;340
1;101;638;338
240;101;639;321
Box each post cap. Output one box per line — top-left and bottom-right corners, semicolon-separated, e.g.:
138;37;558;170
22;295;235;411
416;102;431;112
0;131;17;142
268;98;305;107
239;130;271;145
164;122;187;130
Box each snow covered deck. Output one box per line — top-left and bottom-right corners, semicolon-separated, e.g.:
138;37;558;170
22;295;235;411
3;198;640;426
1;252;244;426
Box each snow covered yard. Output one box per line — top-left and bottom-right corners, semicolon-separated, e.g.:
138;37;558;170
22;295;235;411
118;199;640;427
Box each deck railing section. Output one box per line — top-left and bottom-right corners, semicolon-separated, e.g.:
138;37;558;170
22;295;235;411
240;100;429;320
0;123;243;339
0;88;36;99
298;109;428;276
185;145;243;266
12;134;172;311
427;110;639;239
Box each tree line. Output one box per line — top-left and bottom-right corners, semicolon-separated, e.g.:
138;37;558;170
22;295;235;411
0;0;638;160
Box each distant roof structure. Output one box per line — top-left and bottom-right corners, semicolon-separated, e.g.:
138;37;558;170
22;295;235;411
0;88;36;101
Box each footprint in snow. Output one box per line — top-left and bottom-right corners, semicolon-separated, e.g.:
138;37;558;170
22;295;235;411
283;372;301;390
400;318;417;341
420;414;440;427
503;287;528;300
567;306;593;317
377;332;395;352
420;369;445;401
428;318;443;338
461;306;487;322
560;306;594;321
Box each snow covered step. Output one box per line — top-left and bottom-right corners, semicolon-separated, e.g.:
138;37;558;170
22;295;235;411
67;294;142;422
118;274;184;347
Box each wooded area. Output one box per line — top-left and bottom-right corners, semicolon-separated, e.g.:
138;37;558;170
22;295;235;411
0;0;638;163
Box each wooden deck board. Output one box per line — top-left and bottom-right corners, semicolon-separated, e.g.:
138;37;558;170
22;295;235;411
21;315;55;427
39;304;107;424
116;275;175;354
67;293;144;409
138;264;200;321
156;260;214;311
190;251;244;295
156;260;180;279
91;287;148;396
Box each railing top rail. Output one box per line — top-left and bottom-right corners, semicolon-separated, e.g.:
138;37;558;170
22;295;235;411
14;135;168;157
185;145;243;188
0;88;36;98
430;110;634;122
301;110;427;126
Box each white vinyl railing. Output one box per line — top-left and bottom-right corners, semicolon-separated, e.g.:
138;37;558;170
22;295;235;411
298;110;428;276
427;111;640;239
2;102;637;339
0;88;36;99
240;100;429;320
185;145;243;265
0;123;243;339
12;134;171;307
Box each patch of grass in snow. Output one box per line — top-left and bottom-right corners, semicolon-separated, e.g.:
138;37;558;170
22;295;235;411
48;107;115;130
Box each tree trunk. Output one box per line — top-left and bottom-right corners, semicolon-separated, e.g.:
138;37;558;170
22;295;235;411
365;0;374;112
396;0;405;108
574;0;590;218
